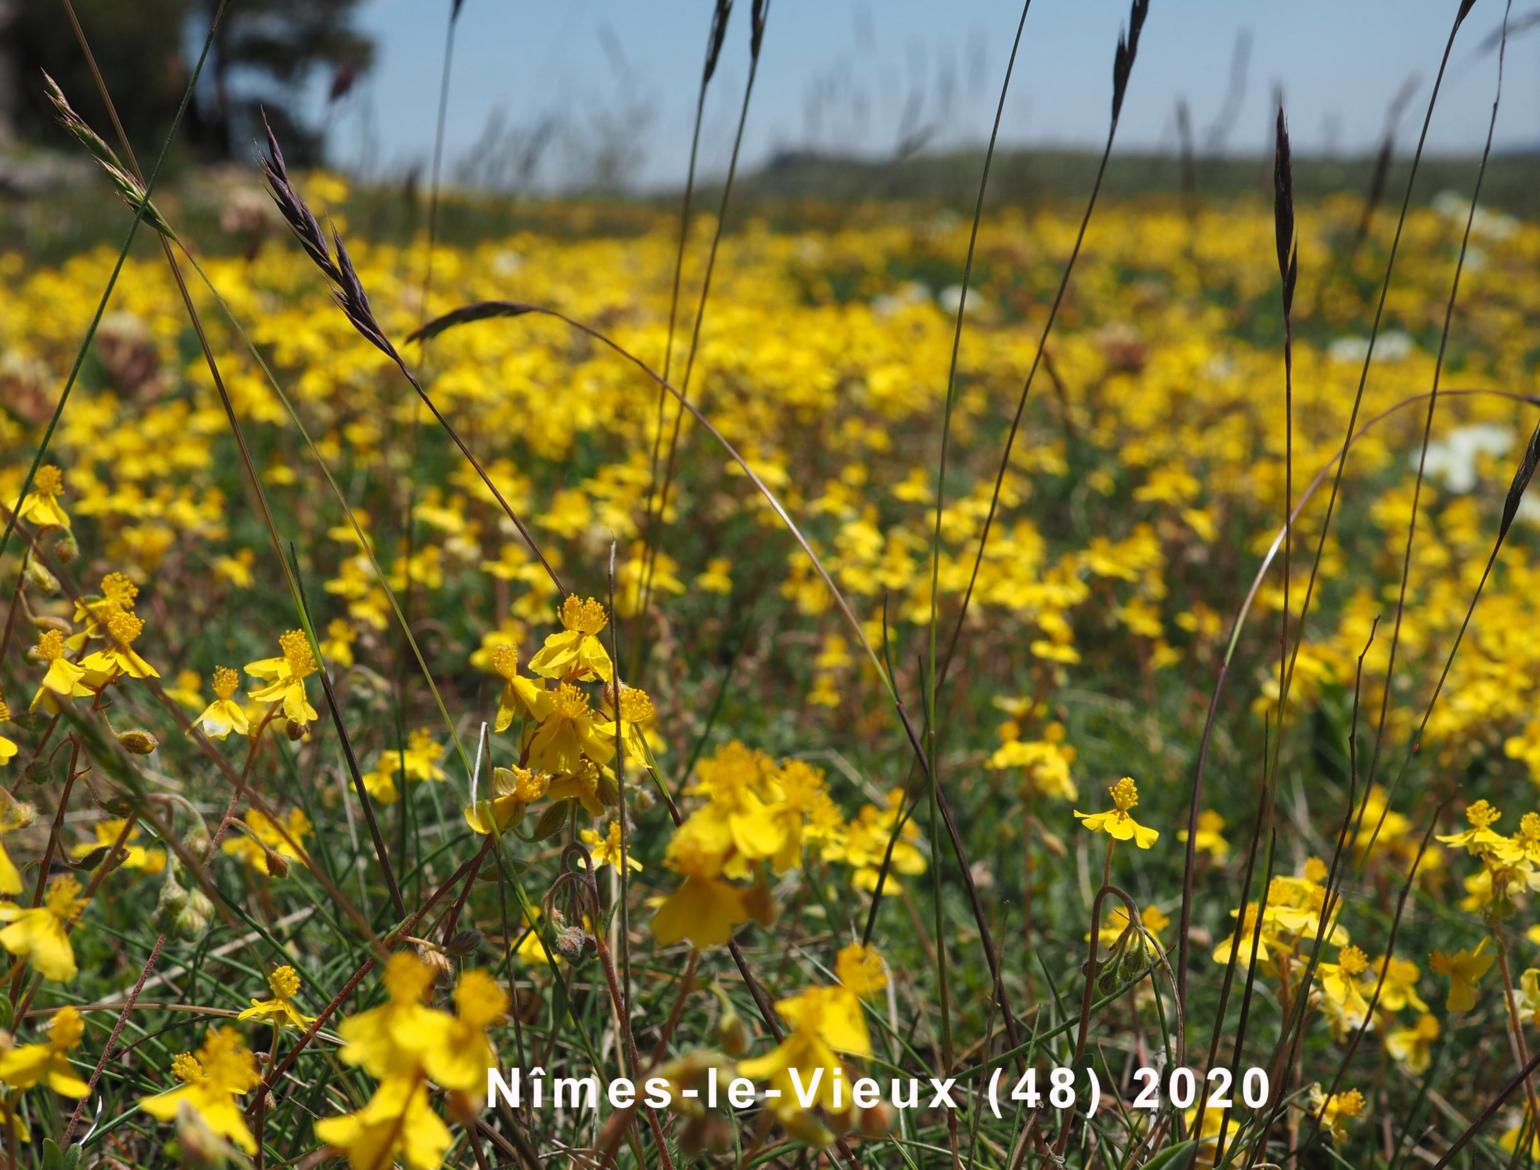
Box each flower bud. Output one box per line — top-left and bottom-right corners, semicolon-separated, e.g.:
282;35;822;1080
858;1101;894;1139
153;870;190;931
182;825;212;862
679;1114;734;1155
53;530;79;564
171;888;214;943
285;720;309;742
117;728;159;755
716;1004;751;1058
415;945;454;978
0;798;36;831
23;560;58;595
554;925;593;962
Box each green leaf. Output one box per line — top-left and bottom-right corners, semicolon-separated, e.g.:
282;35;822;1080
1140;1139;1196;1170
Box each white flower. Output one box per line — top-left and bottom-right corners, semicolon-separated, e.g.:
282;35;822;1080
1418;423;1514;494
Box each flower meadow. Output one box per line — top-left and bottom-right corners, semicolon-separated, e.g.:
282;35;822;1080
6;5;1540;1169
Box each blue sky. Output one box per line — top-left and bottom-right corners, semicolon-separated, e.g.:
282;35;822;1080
328;1;1539;187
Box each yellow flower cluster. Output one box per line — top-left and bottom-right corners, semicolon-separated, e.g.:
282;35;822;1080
652;741;922;947
317;953;507;1170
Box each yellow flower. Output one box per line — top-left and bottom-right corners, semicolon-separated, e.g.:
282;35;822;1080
420;969;509;1093
1184;1097;1235;1167
1210;903;1276;969
245;629;320;725
465;765;549;836
510;909;557;969
194;666;249;739
487;644;544;733
823;791;927;893
0;875;88;981
0;1005;89;1096
140;1027;260;1155
697;557;733;594
69;817;165;875
596;685;657;766
0;697;16;768
737;1025;851;1123
336;953;453;1079
78;606;158;680
238;965;316;1030
1179;809;1230;860
580;821;642;874
320;618;357;667
0;788;33;896
1385;1014;1439;1074
1371;955;1428;1014
1520;968;1540;1027
314;1073;452;1170
1074;777;1159;849
527;683;612;775
1501;1114;1540;1160
1306;1083;1365;1142
738;953;883;1123
220;807;311;877
1317;945;1372;1037
652;835;751;949
986;738;1077;802
212;549;255;589
30;629;89;712
834;942;887;997
363;730;447;804
1436;799;1507;857
1429;941;1494;1013
16;465;70;529
527;595;614;683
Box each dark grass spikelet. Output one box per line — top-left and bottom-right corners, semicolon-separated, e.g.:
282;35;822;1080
1111;0;1151;121
259;114;397;361
1273;104;1298;313
751;0;768;59
330;229;394;358
705;0;733;84
1500;420;1540;540
406;300;536;345
258;114;343;288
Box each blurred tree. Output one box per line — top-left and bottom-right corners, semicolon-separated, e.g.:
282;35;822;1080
5;0;191;157
189;0;373;163
1;0;371;165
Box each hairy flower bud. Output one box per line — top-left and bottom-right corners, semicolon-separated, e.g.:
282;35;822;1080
53;529;80;564
23;559;59;595
553;925;593;962
182;825;212;862
171;888;215;943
